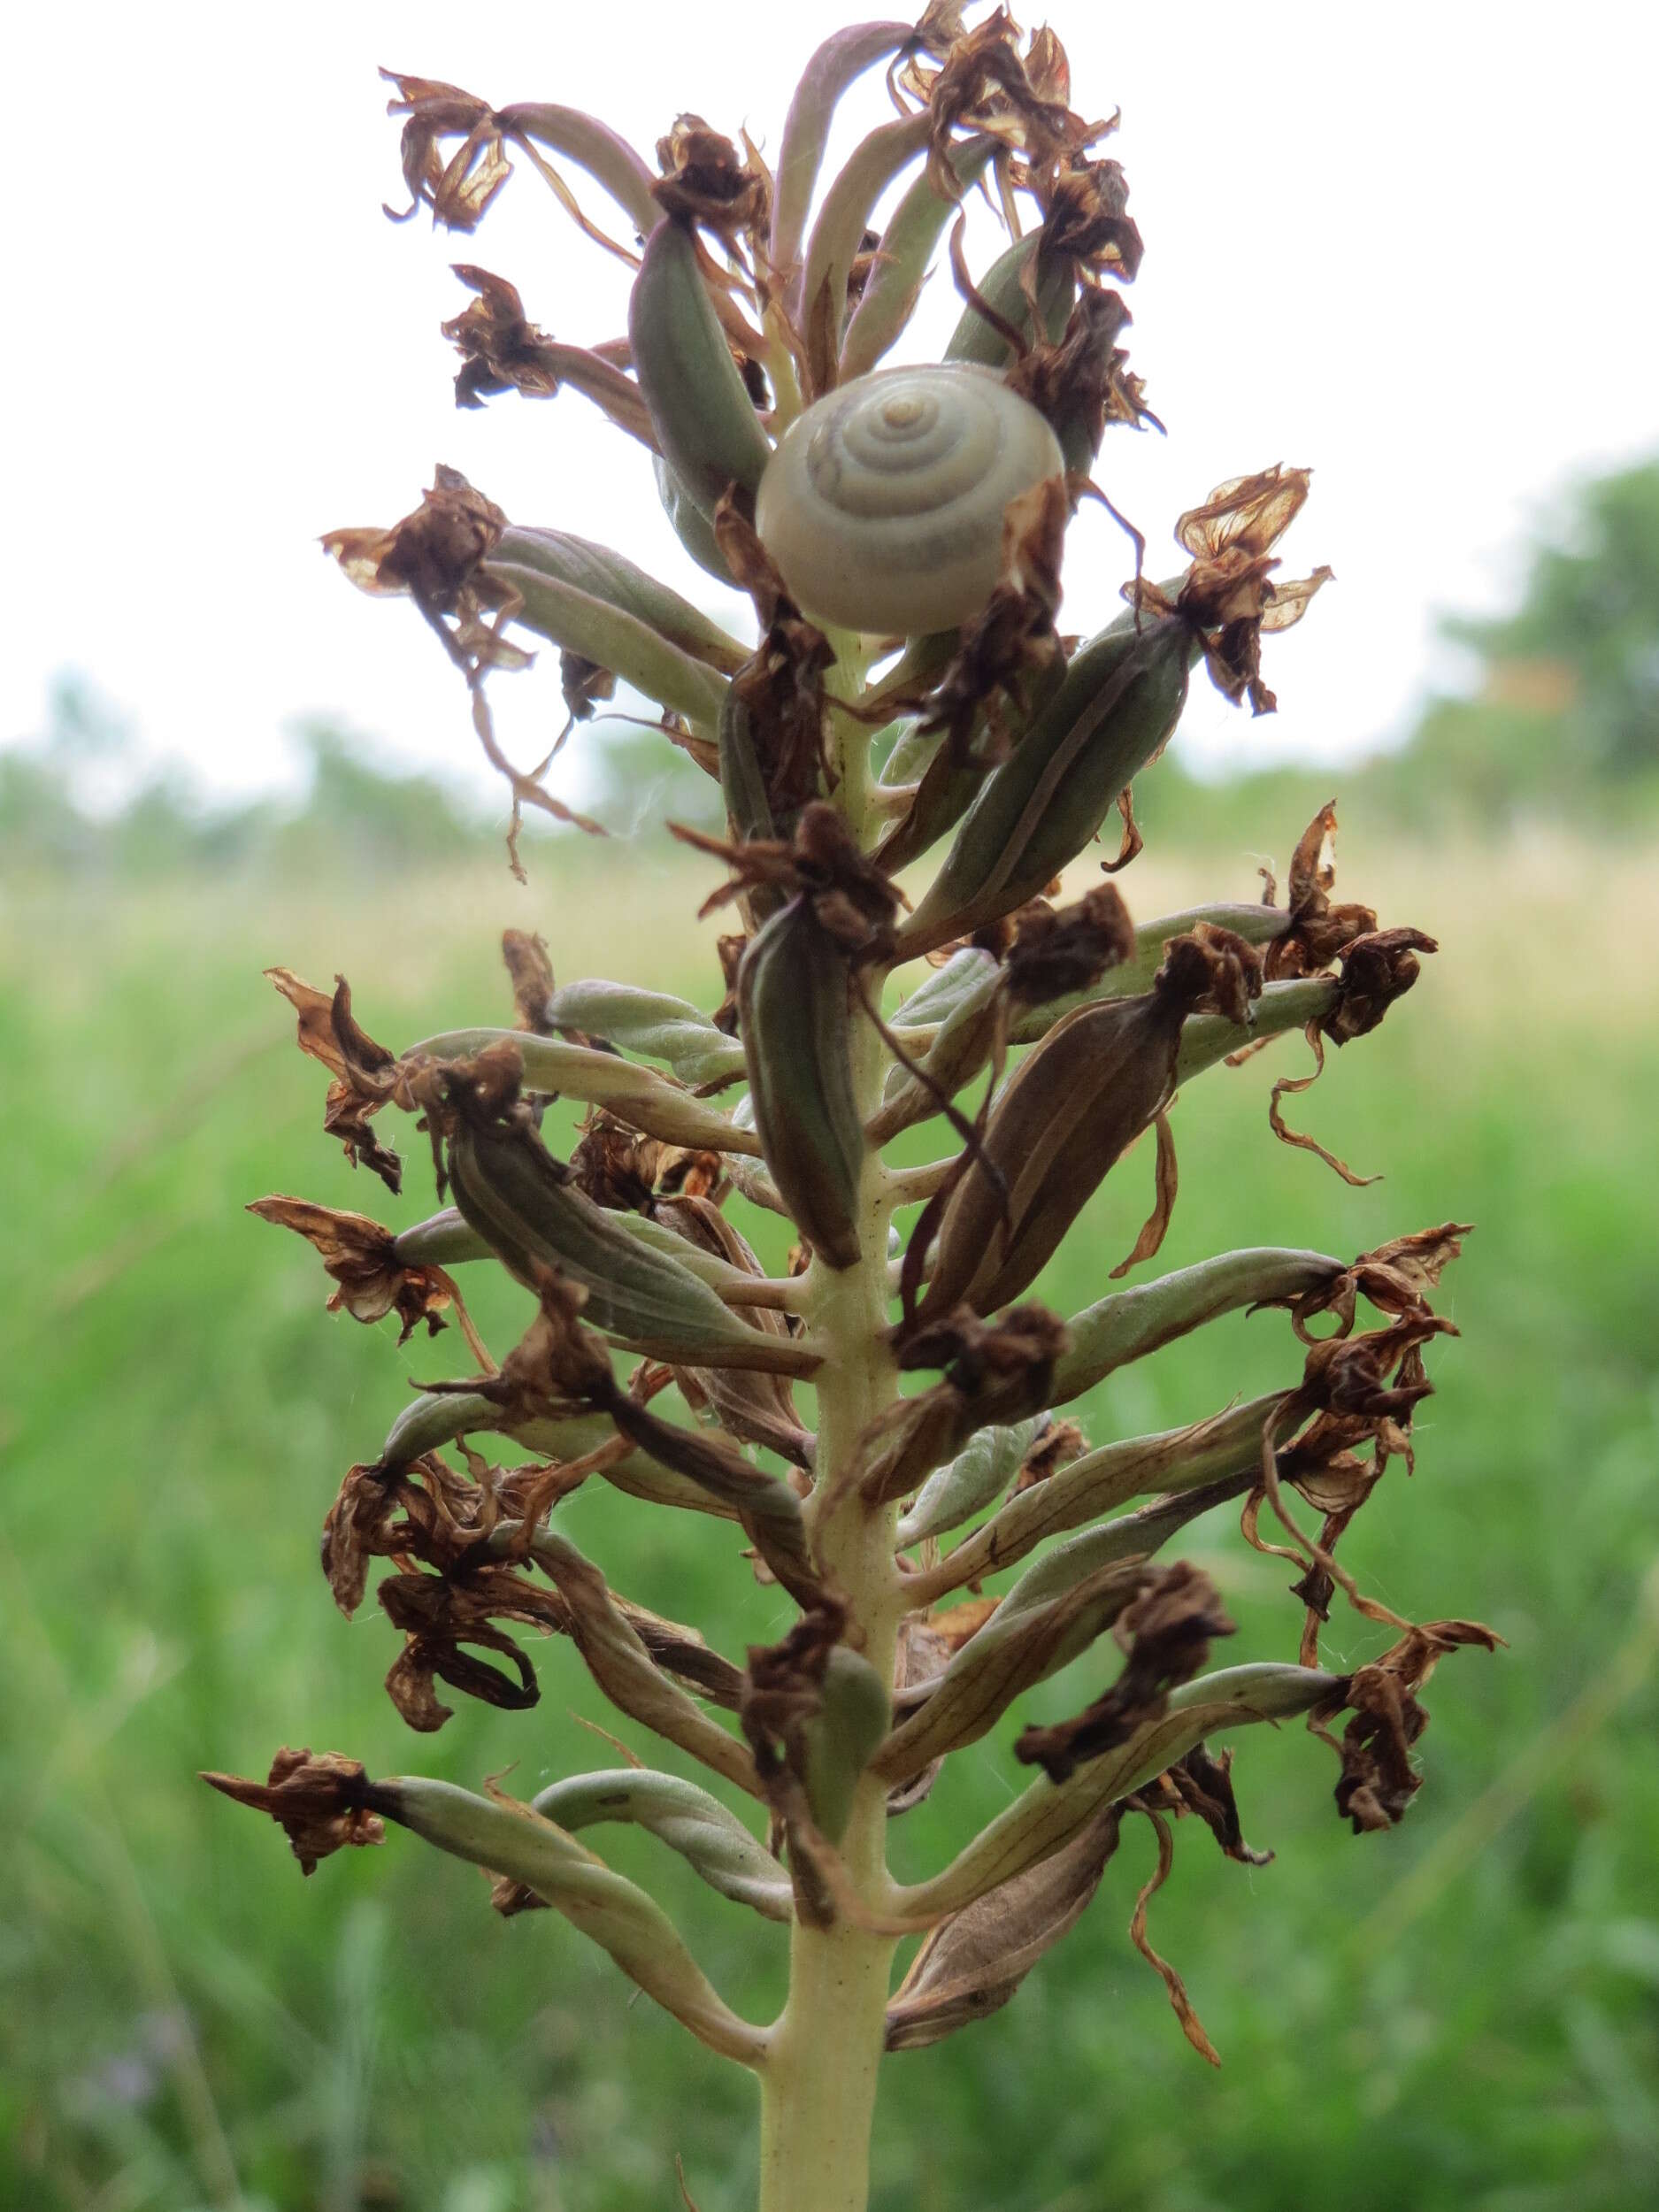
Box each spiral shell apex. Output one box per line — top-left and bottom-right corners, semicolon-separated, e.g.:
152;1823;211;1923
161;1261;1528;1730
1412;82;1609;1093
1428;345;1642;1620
755;365;1064;638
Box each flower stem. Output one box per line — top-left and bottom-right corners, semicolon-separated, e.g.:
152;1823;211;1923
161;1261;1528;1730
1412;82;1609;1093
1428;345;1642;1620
756;633;902;2212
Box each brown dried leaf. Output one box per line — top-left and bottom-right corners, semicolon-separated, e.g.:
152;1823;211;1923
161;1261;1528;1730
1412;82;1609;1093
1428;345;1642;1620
676;801;902;956
739;1601;849;1923
1010;284;1148;466
866;1305;1069;1506
902;9;1106;196
1268;1025;1379;1188
1013;1418;1087;1494
1323;926;1440;1043
1161;1744;1272;1868
323;465;511;633
1263;801;1379;980
381;73;511;230
1128;465;1332;714
1035;153;1144;281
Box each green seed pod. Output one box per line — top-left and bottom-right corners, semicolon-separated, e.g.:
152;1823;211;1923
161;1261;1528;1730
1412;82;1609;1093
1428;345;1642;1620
652;455;741;587
541;976;747;1087
919;940;1233;1320
737;901;865;1270
408;1026;760;1155
486;556;730;728
448;1112;812;1372
839;134;999;384
493;525;748;674
629;219;772;519
872;631;1070;875
802;1646;892;1843
944;233;1077;372
378;1389;617;1475
717;687;778;848
390;1206;491;1269
531;1769;792;1922
895;1417;1046;1549
897;613;1194;957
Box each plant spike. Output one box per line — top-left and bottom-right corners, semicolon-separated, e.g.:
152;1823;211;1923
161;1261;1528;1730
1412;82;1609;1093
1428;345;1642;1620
213;16;1492;2212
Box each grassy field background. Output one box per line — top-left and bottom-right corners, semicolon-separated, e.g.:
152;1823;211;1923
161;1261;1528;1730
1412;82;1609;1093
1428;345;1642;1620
4;815;1657;2212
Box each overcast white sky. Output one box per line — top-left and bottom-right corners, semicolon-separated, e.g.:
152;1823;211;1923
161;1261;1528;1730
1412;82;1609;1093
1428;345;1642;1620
6;1;1655;809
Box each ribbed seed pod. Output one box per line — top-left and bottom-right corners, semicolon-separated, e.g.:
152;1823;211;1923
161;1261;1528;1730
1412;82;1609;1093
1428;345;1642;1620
897;613;1194;957
628;219;772;519
919;940;1236;1320
737;900;865;1270
491;525;748;673
447;1113;813;1373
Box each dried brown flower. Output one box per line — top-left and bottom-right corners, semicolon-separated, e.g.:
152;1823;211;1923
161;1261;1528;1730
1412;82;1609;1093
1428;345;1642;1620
201;1749;384;1875
265;969;403;1193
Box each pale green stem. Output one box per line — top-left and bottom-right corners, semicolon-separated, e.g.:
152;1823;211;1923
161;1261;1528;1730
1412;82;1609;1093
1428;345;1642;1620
764;302;807;433
756;634;903;2212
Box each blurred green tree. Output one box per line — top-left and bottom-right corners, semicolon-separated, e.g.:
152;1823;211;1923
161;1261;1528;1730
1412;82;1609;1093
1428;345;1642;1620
1405;458;1659;822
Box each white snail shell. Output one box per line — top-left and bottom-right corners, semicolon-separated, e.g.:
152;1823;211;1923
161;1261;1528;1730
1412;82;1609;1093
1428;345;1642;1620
754;364;1064;637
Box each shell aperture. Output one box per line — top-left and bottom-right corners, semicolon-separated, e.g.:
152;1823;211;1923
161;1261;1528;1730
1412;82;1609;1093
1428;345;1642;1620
755;364;1064;638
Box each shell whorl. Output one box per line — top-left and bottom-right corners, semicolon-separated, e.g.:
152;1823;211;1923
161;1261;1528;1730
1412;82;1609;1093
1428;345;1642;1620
755;364;1064;637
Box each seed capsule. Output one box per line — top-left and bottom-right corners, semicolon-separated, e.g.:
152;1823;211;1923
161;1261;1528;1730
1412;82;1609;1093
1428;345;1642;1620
628;219;772;519
737;900;865;1270
898;612;1194;957
919;933;1256;1320
446;1089;812;1372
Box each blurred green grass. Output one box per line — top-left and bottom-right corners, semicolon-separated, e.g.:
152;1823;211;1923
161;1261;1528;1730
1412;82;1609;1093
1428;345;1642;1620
4;825;1657;2212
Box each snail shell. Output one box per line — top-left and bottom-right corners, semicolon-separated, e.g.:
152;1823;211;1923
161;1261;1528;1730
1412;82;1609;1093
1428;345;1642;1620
754;364;1064;637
